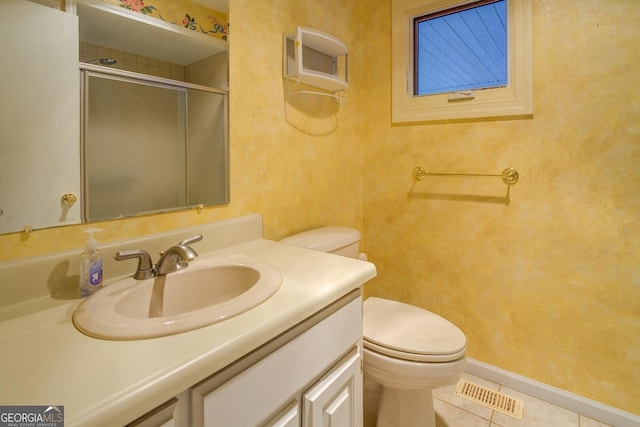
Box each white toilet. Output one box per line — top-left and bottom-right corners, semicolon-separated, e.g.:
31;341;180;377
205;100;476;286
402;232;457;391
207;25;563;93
281;227;467;427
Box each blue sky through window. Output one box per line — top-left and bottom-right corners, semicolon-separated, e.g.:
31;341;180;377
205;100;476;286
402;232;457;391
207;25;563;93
415;0;507;96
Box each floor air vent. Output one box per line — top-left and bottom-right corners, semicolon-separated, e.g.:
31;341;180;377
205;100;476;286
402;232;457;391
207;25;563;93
454;379;524;420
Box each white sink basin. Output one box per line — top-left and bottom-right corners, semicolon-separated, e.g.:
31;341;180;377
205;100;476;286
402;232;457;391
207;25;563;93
73;256;282;340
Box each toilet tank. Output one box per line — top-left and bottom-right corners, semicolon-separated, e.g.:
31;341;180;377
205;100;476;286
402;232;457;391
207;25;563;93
280;227;361;259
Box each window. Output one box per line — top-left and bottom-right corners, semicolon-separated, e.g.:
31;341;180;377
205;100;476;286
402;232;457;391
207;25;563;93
392;0;532;123
415;0;507;96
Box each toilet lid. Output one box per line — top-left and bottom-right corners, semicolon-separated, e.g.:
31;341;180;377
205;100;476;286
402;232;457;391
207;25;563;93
363;297;466;363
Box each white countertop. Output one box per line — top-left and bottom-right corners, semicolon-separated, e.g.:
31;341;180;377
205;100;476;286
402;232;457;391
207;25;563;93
0;238;376;426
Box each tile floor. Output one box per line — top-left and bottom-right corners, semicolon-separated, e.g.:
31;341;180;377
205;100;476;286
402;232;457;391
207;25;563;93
432;373;612;427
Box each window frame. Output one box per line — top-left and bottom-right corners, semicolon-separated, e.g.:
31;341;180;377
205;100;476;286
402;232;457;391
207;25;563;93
392;0;532;123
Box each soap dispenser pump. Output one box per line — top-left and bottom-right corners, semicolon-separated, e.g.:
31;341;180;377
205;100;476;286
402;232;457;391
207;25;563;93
80;228;103;297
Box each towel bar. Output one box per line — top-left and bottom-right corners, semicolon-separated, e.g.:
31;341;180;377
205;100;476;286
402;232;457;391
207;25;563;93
412;166;519;185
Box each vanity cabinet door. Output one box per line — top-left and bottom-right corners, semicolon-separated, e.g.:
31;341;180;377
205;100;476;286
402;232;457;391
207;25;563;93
303;346;363;427
262;401;300;427
126;399;177;427
127;391;190;427
192;297;363;427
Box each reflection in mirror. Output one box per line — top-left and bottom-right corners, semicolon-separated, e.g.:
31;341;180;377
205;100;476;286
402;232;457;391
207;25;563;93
82;69;228;221
0;0;229;235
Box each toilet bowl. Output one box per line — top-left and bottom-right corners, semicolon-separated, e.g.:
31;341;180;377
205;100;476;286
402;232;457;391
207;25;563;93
281;227;467;427
363;297;466;427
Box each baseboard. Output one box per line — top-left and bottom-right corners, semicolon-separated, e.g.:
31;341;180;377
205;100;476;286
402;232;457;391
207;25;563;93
465;358;640;427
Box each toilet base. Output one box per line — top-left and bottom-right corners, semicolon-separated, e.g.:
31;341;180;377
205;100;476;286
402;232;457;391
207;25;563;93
377;387;435;427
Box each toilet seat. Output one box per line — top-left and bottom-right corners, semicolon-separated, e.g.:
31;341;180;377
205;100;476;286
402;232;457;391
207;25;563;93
363;297;466;363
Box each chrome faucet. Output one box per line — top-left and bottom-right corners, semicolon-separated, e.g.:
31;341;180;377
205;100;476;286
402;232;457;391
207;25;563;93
115;234;203;279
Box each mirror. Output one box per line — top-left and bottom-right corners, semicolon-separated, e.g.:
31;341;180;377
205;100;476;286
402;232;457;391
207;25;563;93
0;0;229;235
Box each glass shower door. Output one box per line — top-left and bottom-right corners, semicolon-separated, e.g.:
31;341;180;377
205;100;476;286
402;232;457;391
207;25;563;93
82;73;188;221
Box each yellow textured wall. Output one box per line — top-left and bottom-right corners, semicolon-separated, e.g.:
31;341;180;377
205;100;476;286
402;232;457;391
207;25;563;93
361;0;640;415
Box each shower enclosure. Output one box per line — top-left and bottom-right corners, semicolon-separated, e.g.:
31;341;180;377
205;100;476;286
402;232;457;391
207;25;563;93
81;68;228;222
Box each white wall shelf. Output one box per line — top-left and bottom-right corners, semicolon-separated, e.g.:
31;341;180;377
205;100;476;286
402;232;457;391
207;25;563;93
75;0;227;66
283;27;348;93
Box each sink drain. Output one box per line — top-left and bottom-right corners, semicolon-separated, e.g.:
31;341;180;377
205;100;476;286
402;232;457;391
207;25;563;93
454;379;524;419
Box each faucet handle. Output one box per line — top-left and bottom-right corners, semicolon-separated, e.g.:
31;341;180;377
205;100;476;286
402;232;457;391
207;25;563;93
176;235;203;269
114;250;155;280
178;234;203;246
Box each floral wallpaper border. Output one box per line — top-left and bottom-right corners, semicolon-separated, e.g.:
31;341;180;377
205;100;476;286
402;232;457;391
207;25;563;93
112;0;228;40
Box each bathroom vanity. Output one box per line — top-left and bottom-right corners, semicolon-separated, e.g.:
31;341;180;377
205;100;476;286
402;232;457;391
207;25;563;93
134;294;363;427
0;215;376;426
